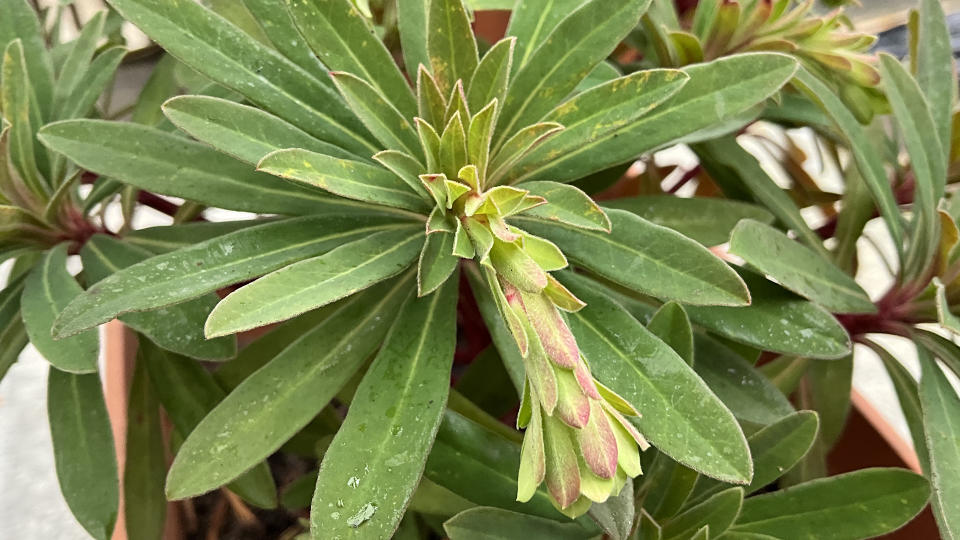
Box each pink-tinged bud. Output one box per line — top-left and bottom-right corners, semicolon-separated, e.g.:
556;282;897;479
517;289;579;369
577;400;619;479
574;358;601;399
554;368;591;428
543;413;581;509
524;338;558;415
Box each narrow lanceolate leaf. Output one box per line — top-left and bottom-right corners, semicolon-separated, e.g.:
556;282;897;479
604;196;774;248
510;53;797;184
444;507;591;540
397;0;429;78
311;275;458;537
2;40;46;198
283;0;416;118
239;0;327;80
330;71;424;161
258;148;428;212
467;38;514;114
694;411;819;502
162;95;361;165
53;12;105;115
54;215;412;338
124;358;166;540
515;210;750;307
427;0;478;96
166;277;410;500
518;181;611;232
106;0;377;155
561;273;753;485
916;0;954;170
496;0;651;144
661;487;743;540
58;46;126;121
124;220;262;254
425;411;564;521
588;481;635;540
693;333;794;426
38;120;356;216
729;220;875;314
793;67;903;247
22;245;98;373
695;137;828;255
871;341;929;474
0;0;54;119
685;271;851;360
503;69;689;184
418;230;459;296
0;274;28;382
80;235;236;361
206;226;423;336
881;53;943;279
918;347;960;539
48;369;118;540
732;468;930;540
140;341;277;508
505;0;586;72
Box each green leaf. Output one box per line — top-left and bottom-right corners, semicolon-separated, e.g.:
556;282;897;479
311;275;458;537
0;274;27;382
80;235;236;361
695;136;828;255
397;0;429;79
870;341;929;474
2;40;46;198
165;277;411;499
38;120;358;216
444;507;592;540
694;411;819;502
604;195;774;248
329;71;424;161
53;12;106;116
162;95;361;165
123;356;166;540
518;181;611;232
685;271;851;360
587;481;634;540
561;273;753;485
21;245;99;373
257;148;427;212
729;219;874;314
806;356;853;448
123;220;261;254
732;468;930;539
465;266;525;393
510;53;797;183
0;0;54;119
502;69;689;183
467;37;514;114
662;487;742;540
918;346;960;539
205;226;422;336
693;333;794;426
107;0;376;155
425;410;564;521
496;0;650;144
54;214;411;338
880;53;943;279
427;0;478;96
239;0;328;81
139;340;277;508
793;67;904;247
60;47;126;128
505;0;586;72
916;0;954;170
647;301;693;364
515;209;750;306
643;456;699;519
284;0;416;118
47;369;118;540
418;230;459;296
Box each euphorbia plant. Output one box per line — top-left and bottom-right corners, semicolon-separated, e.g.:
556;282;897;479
4;0;960;538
